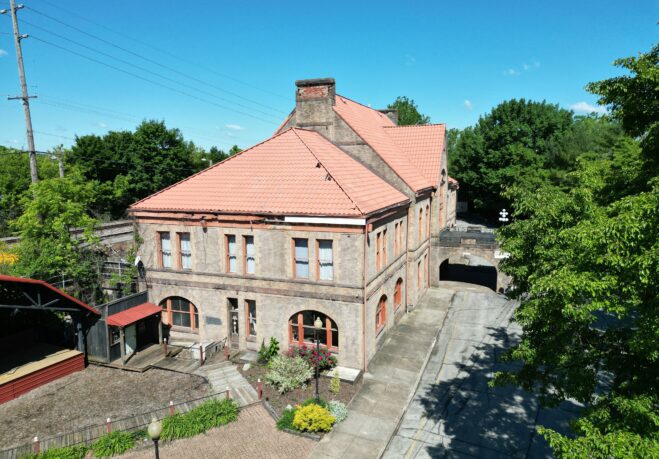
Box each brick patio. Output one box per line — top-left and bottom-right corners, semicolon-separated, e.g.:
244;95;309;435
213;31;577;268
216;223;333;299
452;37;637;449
119;404;315;459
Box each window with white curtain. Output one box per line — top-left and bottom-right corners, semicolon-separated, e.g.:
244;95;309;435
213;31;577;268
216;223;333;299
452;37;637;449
294;238;309;278
226;235;237;273
318;240;333;280
180;233;192;270
244;236;255;274
160;232;171;268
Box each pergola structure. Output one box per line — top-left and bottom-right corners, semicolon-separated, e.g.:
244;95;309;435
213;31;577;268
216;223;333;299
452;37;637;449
0;274;99;353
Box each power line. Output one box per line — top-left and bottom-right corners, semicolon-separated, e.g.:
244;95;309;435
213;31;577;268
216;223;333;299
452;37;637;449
24;6;288;115
34;0;289;101
21;19;282;120
30;35;279;125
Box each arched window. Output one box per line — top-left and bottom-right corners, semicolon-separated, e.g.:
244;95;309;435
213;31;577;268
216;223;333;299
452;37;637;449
376;295;387;333
426;204;430;236
289;310;339;349
418;208;423;241
159;296;199;330
394;278;403;310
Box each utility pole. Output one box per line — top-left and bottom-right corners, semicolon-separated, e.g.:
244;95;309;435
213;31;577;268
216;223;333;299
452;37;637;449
2;0;39;183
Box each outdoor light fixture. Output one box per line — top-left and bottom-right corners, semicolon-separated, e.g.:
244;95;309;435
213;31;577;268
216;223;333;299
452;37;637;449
314;316;323;402
148;418;162;459
499;208;509;224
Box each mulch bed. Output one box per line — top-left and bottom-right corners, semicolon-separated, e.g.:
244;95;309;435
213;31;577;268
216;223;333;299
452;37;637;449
238;363;362;415
0;365;210;450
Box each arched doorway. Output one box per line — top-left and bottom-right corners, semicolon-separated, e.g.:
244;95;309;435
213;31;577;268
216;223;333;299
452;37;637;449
376;295;387;333
438;256;497;291
289;311;339;350
394;278;403;311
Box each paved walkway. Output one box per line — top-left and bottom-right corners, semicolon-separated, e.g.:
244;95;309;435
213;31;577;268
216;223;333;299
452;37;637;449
383;284;580;458
312;286;455;458
195;361;258;407
119;404;315;459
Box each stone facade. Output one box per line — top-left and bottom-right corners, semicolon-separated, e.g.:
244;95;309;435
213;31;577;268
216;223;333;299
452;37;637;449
132;78;457;371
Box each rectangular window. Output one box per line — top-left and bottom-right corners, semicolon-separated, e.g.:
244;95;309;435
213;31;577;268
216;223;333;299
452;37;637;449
382;229;387;266
244;235;255;274
376;232;381;271
246;300;256;337
294;238;309;278
159;232;171;268
226;235;237;273
317;240;333;280
178;233;192;270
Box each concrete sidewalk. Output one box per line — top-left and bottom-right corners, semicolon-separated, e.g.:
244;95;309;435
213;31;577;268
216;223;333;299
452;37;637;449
311;287;455;459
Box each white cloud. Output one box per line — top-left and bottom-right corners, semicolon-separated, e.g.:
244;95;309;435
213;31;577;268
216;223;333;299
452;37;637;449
0;49;7;57
225;124;245;131
463;99;473;111
96;122;108;128
503;68;519;77
570;101;607;115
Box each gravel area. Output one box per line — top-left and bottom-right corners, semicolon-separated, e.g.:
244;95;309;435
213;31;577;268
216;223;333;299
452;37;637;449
0;365;210;449
119;404;316;459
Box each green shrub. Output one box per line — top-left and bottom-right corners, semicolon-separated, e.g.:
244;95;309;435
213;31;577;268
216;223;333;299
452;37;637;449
276;407;297;431
258;337;280;363
329;370;341;395
292;404;335;432
161;398;239;440
265;355;313;393
20;445;88;459
328;400;348;423
302;397;327;408
91;431;135;457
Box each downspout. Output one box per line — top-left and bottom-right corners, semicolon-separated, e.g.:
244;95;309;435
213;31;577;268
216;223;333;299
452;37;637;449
405;205;410;313
362;222;368;372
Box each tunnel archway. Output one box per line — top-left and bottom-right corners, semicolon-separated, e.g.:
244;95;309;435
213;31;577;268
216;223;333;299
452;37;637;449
438;255;497;291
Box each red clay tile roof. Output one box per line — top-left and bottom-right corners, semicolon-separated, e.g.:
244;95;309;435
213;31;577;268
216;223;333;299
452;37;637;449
106;302;162;328
130;128;408;217
384;124;446;185
333;96;435;193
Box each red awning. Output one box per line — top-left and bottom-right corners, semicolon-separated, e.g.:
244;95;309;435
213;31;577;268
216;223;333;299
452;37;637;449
106;302;162;328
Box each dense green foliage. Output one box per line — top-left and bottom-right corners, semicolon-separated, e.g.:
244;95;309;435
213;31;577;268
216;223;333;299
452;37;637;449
67;120;238;218
494;44;659;457
450;100;625;216
160;398;239;440
19;445;88;459
9;173;103;303
387;96;430;125
90;431;135;457
257;337;280;364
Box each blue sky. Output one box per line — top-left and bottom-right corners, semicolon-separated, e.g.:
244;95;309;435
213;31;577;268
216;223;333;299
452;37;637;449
0;0;656;152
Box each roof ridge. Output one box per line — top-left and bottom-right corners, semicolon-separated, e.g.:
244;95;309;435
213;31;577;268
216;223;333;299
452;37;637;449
383;123;446;129
335;93;393;121
130;128;297;209
290;128;364;215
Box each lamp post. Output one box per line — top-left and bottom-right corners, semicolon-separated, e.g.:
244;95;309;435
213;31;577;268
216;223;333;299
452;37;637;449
148;418;162;459
499;208;509;224
314;316;323;402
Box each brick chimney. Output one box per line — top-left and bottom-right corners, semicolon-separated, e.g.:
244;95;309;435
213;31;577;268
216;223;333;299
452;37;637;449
378;108;398;125
294;78;336;135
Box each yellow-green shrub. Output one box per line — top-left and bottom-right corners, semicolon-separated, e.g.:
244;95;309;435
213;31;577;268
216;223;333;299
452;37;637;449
292;404;335;433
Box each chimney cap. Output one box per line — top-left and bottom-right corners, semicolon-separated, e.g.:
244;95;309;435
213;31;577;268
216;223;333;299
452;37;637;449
295;78;335;87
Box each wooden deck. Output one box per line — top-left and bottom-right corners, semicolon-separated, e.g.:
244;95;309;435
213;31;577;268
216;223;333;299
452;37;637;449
97;344;202;374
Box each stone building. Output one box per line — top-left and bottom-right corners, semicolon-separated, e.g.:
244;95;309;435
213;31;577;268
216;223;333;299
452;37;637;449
129;78;456;371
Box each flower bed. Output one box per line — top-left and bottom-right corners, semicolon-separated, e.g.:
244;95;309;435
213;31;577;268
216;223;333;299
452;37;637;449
287;344;337;372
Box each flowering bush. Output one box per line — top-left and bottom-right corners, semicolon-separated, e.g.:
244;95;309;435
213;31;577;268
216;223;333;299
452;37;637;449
292;404;335;432
288;344;337;371
265;355;313;393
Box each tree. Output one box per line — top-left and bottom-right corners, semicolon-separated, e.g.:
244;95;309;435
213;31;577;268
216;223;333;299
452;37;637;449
387;96;430;125
9;173;103;303
494;44;659;458
0;148;60;236
450;100;626;216
67;120;198;218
